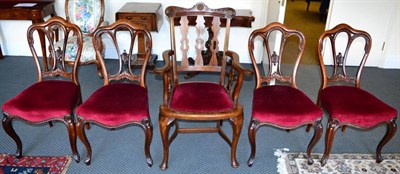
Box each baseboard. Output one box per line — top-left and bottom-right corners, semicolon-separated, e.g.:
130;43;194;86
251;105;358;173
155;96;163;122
380;58;400;69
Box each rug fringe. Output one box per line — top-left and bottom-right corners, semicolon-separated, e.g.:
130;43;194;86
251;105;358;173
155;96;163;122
274;148;290;174
61;156;72;174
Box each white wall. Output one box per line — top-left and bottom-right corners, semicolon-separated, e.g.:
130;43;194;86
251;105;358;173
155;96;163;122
324;0;400;68
381;2;400;69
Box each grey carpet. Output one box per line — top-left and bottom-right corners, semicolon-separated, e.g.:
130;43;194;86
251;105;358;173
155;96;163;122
0;56;399;173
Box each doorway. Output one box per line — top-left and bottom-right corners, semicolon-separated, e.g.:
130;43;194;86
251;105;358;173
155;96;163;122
282;0;326;64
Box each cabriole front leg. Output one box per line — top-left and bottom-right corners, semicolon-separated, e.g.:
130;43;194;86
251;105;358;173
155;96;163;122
320;120;340;166
140;119;153;167
306;118;323;165
64;115;80;163
159;115;171;171
2;113;22;158
76;117;92;165
376;118;397;163
230;114;243;168
247;119;260;167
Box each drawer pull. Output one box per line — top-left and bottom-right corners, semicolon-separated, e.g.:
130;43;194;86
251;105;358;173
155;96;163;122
141;16;146;20
126;16;132;20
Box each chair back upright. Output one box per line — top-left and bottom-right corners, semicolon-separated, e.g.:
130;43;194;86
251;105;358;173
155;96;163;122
317;23;372;89
65;0;105;36
27;16;83;85
248;22;306;89
165;2;236;86
92;19;153;88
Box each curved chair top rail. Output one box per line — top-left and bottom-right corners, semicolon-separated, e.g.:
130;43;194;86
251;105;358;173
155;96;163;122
165;2;236;19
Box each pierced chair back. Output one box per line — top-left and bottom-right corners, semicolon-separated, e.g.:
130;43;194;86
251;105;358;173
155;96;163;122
2;16;83;163
92;20;152;87
30;17;83;84
318;23;371;89
248;22;305;89
317;23;397;166
165;2;235;86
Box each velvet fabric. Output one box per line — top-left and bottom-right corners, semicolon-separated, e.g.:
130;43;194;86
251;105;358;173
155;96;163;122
2;80;80;122
320;86;397;127
252;85;322;127
75;83;149;126
169;82;234;112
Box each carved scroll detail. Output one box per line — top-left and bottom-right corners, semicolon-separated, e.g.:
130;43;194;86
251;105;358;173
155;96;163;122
271;51;279;66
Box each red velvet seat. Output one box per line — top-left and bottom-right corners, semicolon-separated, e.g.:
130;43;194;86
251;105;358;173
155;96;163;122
75;20;154;166
317;23;397;166
247;22;323;167
170;82;234;112
320;86;397;127
252;86;322;127
76;83;149;126
3;81;80;122
1;17;83;163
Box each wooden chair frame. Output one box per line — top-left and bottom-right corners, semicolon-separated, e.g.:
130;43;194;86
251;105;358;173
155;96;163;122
317;23;397;166
155;2;250;170
75;19;153;166
247;22;323;166
2;16;83;163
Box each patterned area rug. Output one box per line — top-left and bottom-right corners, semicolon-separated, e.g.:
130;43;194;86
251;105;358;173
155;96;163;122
275;149;400;174
0;154;71;174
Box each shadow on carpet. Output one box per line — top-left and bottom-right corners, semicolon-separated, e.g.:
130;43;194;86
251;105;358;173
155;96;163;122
275;149;400;174
0;154;71;174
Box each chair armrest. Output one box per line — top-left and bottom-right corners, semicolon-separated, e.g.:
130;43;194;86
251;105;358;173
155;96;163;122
155;50;174;105
226;50;250;104
226;50;253;77
154;50;173;75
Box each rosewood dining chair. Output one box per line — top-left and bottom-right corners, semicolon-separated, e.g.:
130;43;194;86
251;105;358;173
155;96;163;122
2;16;83;163
317;23;397;166
247;22;323;167
75;19;154;166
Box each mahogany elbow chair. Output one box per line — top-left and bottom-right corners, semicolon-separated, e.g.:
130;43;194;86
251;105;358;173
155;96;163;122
317;23;397;166
155;2;250;170
75;19;153;166
2;16;84;162
247;22;323;167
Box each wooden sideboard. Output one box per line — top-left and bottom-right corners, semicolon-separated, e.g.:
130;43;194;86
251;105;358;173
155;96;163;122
0;0;56;61
115;3;163;71
173;9;255;28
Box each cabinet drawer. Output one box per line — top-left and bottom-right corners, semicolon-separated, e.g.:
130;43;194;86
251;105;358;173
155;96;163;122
115;3;163;32
117;14;156;31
